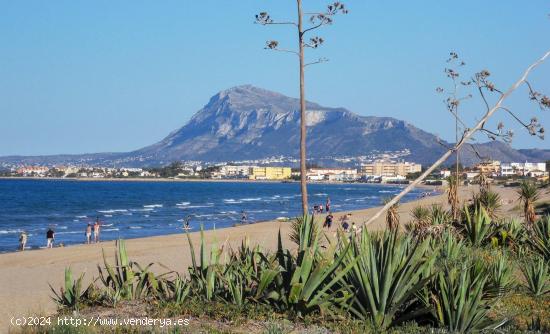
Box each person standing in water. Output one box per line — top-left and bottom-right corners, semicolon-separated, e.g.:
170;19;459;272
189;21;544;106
85;223;92;244
326;197;331;213
19;231;28;251
46;228;55;248
93;218;101;243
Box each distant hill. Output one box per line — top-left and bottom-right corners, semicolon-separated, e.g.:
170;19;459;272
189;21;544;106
1;85;548;167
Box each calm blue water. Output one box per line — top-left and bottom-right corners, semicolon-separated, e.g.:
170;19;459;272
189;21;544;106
0;179;428;252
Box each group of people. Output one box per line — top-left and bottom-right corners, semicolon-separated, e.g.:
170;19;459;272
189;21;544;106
323;211;360;235
313;197;331;214
17;218;102;251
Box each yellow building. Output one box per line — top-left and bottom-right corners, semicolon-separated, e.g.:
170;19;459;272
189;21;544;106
361;161;421;177
474;160;501;175
249;167;291;180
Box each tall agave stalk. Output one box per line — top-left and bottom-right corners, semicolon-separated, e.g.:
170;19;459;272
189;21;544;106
432;258;506;333
384;199;400;231
446;175;460;221
340;229;435;330
517;181;541;224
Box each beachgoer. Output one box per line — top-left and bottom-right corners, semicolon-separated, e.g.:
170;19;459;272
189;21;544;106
342;221;349;232
241;211;248;224
313;205;319;213
183;216;191;229
93;218;101;243
46;228;55;248
326;197;331;212
85;223;92;244
324;213;333;229
351;222;358;234
19;231;28;251
319;204;324;213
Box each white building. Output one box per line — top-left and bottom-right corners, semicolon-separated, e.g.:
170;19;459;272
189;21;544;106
214;165;256;179
306;168;359;182
500;162;546;177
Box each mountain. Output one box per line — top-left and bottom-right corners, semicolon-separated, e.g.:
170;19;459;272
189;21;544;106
1;85;548;167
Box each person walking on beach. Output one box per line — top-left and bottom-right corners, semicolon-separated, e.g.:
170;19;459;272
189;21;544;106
46;228;55;248
85;223;92;244
323;213;333;229
93;218;101;243
19;231;28;251
326;197;331;212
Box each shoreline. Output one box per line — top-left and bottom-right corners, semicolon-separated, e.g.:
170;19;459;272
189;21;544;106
0;185;442;255
0;176;436;188
0;185;533;330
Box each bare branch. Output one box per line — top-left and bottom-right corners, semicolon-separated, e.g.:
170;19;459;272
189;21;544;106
305;57;329;67
363;50;550;227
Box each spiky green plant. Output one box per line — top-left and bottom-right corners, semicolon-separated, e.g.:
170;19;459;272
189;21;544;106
186;226;224;301
520;256;550;296
340;229;435;330
493;218;526;249
471;189;502;219
97;239;167;303
429;204;452;225
517;181;541;224
432;258;507;333
267;216;355;317
49;267;91;311
290;215;320;247
528;215;550;261
487;253;516;297
462;205;494;246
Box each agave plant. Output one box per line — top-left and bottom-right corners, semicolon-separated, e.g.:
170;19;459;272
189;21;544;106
492;218;526;249
219;239;280;307
487;253;516;297
266;216;355;317
528;215;550;261
97;239;168;303
290;215;320;247
429;204;452;225
432;258;507;333
517;181;541;224
340;229;435;330
471;189;502;219
186;226;224;301
462;205;494;246
520;256;550;296
49;267;91;311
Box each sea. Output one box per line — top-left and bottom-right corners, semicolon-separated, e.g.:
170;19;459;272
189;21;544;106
0;179;430;252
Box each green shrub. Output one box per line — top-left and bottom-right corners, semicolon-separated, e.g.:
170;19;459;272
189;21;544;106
340;229;435;330
520;256;550;296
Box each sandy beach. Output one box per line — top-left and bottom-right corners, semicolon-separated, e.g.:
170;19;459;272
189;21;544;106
0;185;542;330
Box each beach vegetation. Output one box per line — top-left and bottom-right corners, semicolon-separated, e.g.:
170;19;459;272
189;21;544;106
517;181;541;224
520;256;550;297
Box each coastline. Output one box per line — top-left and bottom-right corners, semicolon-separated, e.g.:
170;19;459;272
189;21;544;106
3;184;532;330
0;176;436;188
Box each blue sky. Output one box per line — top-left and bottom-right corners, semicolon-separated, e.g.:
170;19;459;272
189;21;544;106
0;0;549;156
